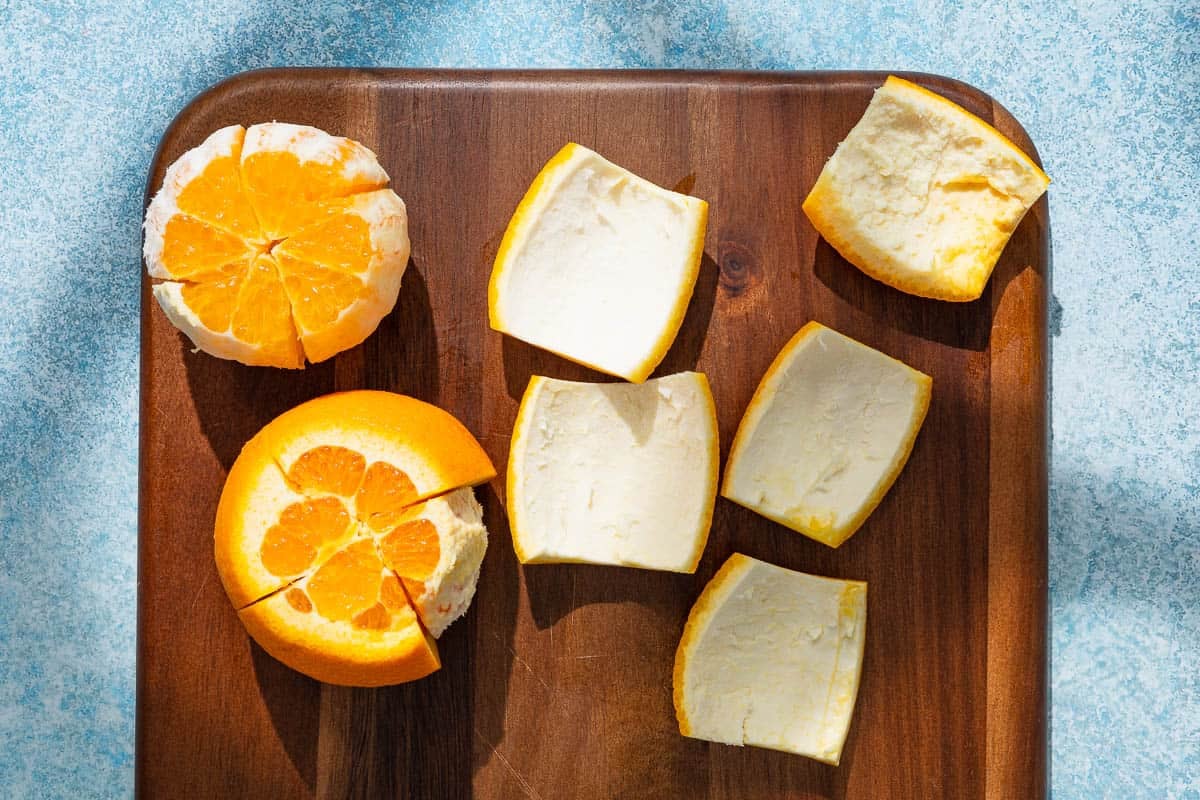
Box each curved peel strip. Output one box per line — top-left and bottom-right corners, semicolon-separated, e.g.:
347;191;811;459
674;553;867;764
721;322;931;547
802;76;1049;301
507;372;718;572
489;143;708;382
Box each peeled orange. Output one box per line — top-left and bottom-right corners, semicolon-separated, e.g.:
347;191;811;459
214;391;496;686
145;123;410;368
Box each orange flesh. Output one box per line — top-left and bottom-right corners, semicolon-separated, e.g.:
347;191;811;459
260;524;317;578
249;444;463;638
153;127;401;367
178;262;247;331
355;462;419;526
306;539;384;622
379;518;440;580
241;150;385;239
174;152;262;242
379;574;409;610
259;496;351;577
287;445;366;496
275;253;370;332
352;602;391;631
275;212;375;274
286;587;313;613
161;215;253;279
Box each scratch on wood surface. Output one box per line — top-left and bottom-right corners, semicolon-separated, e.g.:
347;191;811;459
492;632;552;692
187;572;211;617
475;727;544;800
574;654;603;660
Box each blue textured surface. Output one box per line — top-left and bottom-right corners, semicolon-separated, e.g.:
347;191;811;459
1;1;1197;797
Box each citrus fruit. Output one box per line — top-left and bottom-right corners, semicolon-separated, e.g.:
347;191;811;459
214;391;496;686
803;75;1049;301
488;143;708;383
144;123;409;368
721;322;931;548
673;553;867;764
507;372;718;572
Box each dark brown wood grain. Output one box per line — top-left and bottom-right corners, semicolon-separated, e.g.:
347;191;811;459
137;69;1048;800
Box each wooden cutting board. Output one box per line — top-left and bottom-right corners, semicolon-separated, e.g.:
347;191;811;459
137;69;1047;800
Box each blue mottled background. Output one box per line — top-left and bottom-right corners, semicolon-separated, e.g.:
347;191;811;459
0;1;1196;797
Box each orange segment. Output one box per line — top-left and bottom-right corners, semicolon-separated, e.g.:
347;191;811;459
306;539;384;623
275;254;371;332
285;587;313;613
352;603;392;631
171;127;263;242
274;206;373;273
401;577;426;601
286;445;366;496
240;122;389;239
177;261;248;332
355;462;420;527
378;518;441;581
272;189;409;276
259;496;352;578
156;215;256;280
253;478;362;586
229;255;304;369
379;574;410;611
259;525;317;578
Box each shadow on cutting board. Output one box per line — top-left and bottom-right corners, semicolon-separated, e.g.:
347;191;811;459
811;207;1047;353
184;260;442;472
652;252;720;377
182;334;336;471
522;562;695;632
328;259;441;400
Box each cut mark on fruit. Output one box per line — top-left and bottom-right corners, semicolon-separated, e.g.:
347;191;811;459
379;574;410;611
286;445;367;496
274;208;375;274
235;571;308;612
401;577;426;601
275;254;371;332
229;255;304;367
355;462;419;526
159;214;256;280
176;262;248;332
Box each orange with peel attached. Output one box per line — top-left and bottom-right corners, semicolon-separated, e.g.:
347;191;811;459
214;391;495;686
144;123;409;368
